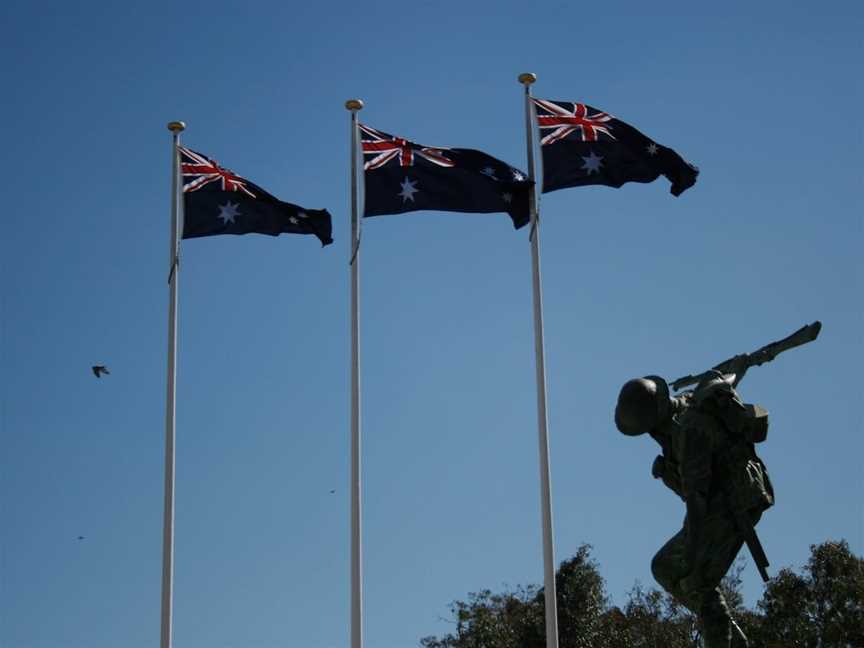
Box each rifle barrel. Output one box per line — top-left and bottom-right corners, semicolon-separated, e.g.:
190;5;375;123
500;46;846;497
670;321;822;392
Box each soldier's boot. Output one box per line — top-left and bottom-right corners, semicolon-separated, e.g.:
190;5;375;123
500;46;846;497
701;619;731;648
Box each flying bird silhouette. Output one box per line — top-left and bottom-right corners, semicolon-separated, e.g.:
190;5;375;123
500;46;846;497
77;536;86;540
92;365;110;378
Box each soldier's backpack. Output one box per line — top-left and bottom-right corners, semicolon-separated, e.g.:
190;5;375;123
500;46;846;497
693;377;775;512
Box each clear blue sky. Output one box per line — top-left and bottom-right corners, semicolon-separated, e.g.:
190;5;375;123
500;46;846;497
1;1;861;647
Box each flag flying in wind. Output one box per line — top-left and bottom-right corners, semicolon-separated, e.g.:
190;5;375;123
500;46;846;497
179;147;333;246
532;99;698;197
360;124;533;229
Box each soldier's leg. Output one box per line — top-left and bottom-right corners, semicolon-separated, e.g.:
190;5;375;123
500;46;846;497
650;524;701;613
699;591;735;648
696;590;749;647
689;506;761;648
652;510;759;647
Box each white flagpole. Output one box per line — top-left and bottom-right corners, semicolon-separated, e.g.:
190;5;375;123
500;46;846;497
160;120;185;648
345;98;365;648
518;72;560;648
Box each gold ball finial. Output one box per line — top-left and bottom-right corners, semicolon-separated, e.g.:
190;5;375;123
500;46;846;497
345;99;364;111
518;73;537;86
167;121;186;132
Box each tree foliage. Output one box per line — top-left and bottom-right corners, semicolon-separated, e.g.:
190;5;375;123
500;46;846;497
749;540;864;648
421;540;863;648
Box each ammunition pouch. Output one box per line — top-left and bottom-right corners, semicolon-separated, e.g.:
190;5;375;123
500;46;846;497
652;454;684;498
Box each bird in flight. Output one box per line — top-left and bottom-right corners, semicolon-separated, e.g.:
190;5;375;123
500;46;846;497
77;536;86;541
92;365;110;378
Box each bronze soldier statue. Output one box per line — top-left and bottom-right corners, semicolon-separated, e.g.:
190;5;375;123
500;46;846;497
613;322;821;648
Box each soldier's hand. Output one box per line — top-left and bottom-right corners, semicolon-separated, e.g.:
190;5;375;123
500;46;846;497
651;455;666;479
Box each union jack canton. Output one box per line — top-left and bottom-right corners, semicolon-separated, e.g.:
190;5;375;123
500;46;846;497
180;146;256;198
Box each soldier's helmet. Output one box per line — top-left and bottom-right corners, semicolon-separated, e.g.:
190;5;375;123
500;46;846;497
614;376;670;436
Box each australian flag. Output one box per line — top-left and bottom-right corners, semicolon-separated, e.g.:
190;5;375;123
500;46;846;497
533;99;698;196
179;147;333;246
360;124;532;229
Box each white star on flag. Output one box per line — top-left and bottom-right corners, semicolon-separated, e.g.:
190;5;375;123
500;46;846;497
502;192;512;203
289;216;298;225
398;177;419;203
217;201;241;224
581;151;604;175
646;143;659;156
481;167;497;179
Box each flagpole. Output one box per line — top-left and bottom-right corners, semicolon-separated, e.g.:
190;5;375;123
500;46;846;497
518;72;560;648
160;120;185;648
345;98;365;648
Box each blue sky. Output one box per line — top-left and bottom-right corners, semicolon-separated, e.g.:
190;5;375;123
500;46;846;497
1;1;861;647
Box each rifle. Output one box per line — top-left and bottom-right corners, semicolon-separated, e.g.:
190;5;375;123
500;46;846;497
671;321;822;392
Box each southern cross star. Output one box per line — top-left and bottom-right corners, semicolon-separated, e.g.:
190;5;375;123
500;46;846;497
481;167;498;179
581;151;604;175
502;192;513;203
646;143;659;156
297;211;308;219
289;216;299;225
217;201;241;224
512;170;525;181
398;177;419;203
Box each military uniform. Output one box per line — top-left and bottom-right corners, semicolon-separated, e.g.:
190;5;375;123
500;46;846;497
617;376;773;648
654;396;769;646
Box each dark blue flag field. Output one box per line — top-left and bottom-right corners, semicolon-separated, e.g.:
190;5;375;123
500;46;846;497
180;147;333;246
360;124;533;229
533;99;698;196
